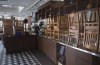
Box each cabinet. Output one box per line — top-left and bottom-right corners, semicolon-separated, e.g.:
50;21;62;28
36;0;100;54
15;20;24;35
57;43;66;65
3;19;13;37
3;19;24;37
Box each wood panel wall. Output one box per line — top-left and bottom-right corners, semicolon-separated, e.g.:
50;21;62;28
37;36;57;64
66;45;92;65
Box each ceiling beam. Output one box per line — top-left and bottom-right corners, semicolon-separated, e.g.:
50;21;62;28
26;0;41;12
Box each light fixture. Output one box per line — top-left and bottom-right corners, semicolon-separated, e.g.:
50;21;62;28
60;0;64;1
18;6;24;12
2;5;12;8
2;5;24;13
4;16;11;19
15;17;24;20
0;0;8;1
0;16;2;18
4;14;8;17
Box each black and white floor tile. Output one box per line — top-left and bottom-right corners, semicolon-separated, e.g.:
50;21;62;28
2;51;42;65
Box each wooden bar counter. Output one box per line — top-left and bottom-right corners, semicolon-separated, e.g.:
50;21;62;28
37;36;100;65
3;35;37;54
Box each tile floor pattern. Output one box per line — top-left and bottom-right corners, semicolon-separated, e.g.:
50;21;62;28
2;51;42;65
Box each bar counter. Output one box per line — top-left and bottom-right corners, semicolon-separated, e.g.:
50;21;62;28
3;35;37;54
37;36;100;65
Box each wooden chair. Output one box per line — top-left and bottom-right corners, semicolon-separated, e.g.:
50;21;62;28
68;12;79;46
59;16;69;43
53;16;60;40
78;12;85;47
83;8;99;51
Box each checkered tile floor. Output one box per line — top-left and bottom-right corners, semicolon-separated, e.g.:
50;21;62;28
2;51;42;65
